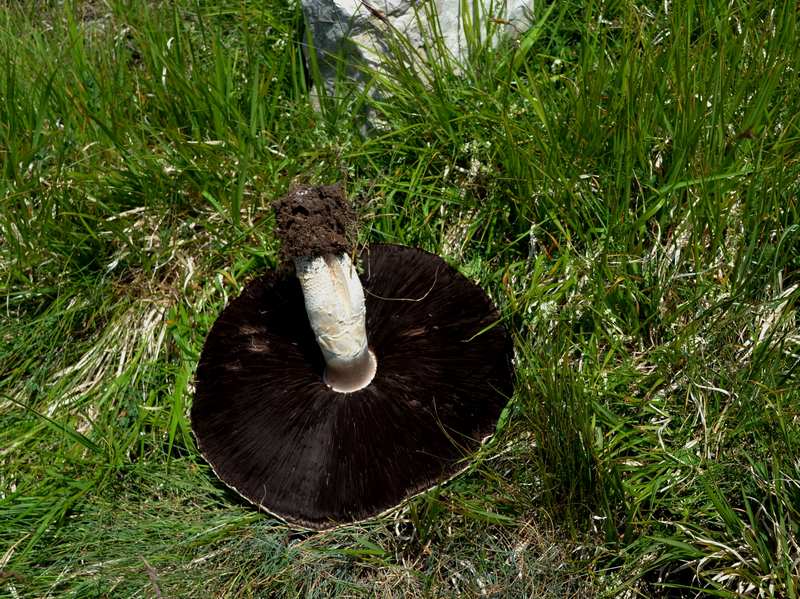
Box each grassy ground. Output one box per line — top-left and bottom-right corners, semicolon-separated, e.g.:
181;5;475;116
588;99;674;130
1;0;799;596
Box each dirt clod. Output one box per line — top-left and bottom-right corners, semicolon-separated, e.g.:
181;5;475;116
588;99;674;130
273;183;356;260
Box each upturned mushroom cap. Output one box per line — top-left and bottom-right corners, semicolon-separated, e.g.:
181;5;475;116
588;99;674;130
192;244;514;529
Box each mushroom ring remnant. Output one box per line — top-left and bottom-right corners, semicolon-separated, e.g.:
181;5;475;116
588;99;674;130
192;244;514;530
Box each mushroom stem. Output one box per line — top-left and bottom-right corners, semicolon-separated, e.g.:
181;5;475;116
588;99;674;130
294;253;377;392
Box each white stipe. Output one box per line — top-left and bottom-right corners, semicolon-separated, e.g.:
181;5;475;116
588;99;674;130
294;253;376;392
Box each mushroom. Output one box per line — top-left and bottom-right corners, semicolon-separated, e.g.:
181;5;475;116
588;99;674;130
191;184;514;530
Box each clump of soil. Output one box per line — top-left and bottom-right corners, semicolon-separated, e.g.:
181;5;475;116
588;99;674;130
274;183;356;259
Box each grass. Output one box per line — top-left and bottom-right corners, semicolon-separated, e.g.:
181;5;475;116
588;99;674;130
1;0;798;596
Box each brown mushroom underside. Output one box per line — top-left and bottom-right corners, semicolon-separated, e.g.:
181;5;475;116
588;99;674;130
192;244;514;529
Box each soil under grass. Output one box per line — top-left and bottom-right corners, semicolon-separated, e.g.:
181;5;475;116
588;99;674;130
1;1;799;597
